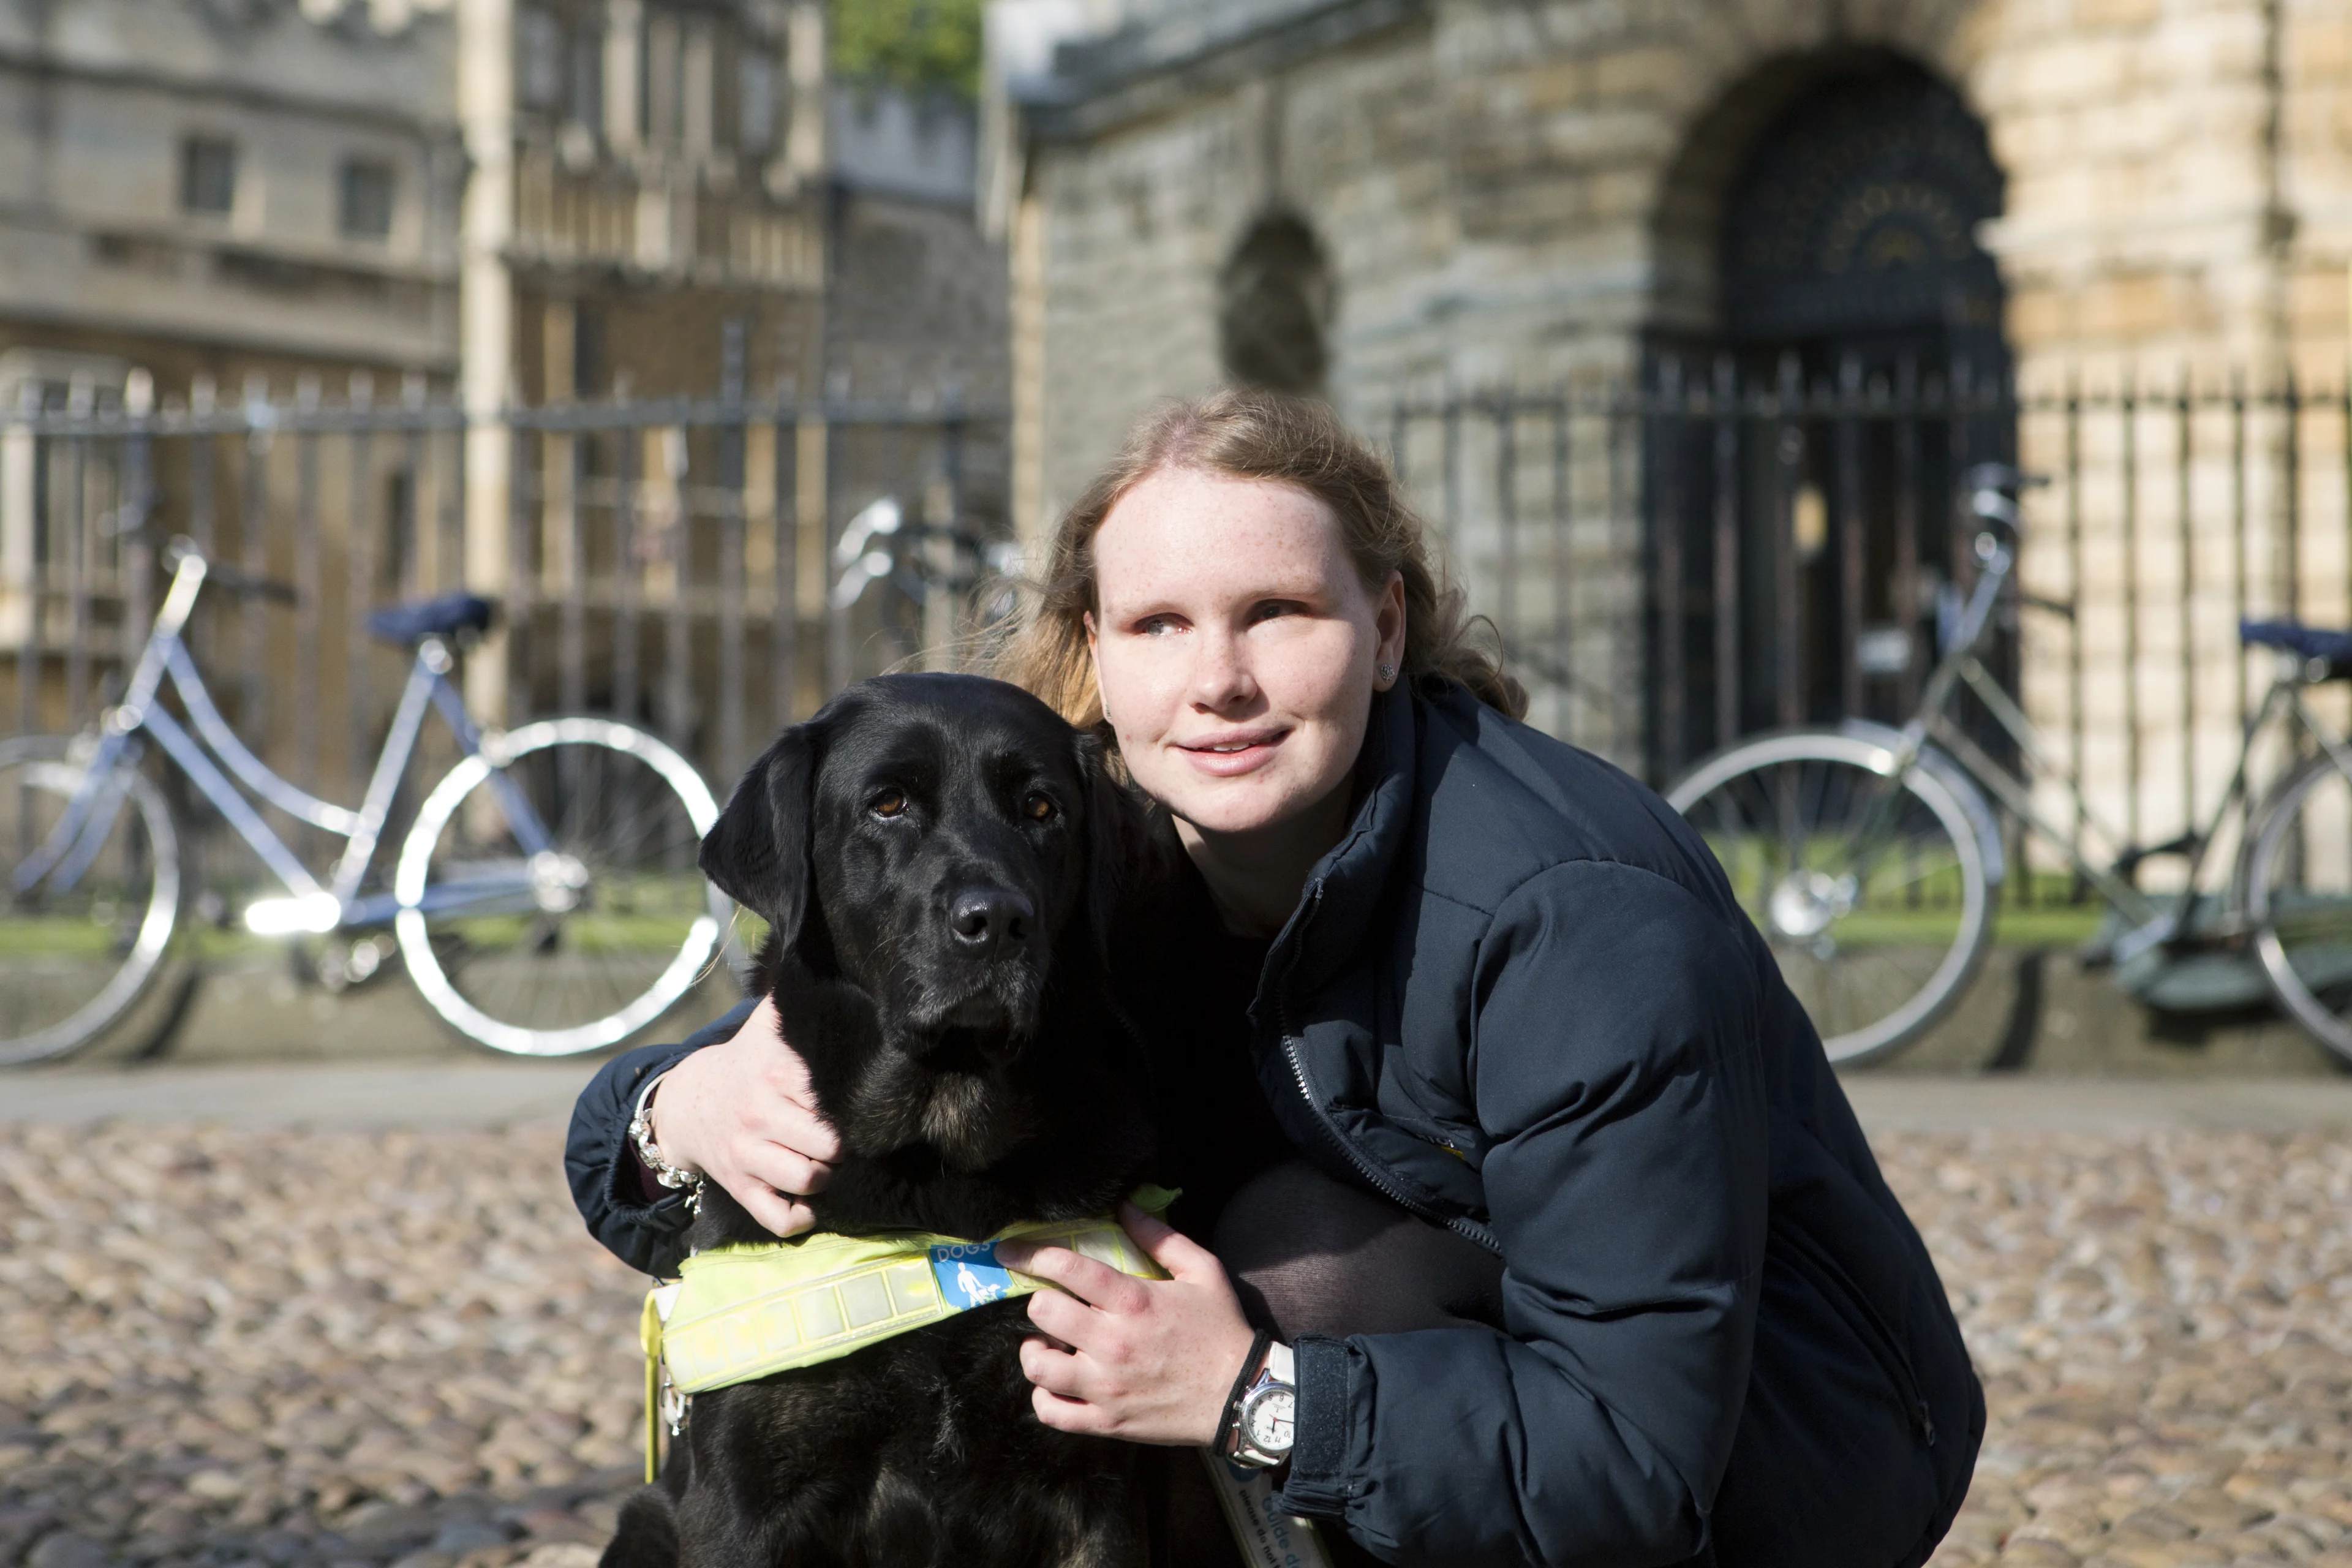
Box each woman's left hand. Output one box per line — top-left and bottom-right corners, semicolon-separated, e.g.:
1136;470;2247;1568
997;1202;1262;1446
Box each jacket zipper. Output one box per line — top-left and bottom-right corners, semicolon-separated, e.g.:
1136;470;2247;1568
1272;884;1501;1254
1771;1214;1937;1446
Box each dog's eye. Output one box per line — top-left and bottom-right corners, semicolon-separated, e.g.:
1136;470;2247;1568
1023;793;1059;823
869;789;908;819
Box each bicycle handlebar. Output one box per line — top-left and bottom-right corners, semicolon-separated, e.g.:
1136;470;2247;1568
1964;464;2049;537
165;535;298;604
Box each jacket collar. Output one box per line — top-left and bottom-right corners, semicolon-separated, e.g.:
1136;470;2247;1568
1268;679;1423;997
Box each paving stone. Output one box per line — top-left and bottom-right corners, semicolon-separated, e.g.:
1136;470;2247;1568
2;1121;2345;1568
26;1535;111;1568
423;1525;504;1558
1896;1131;2352;1568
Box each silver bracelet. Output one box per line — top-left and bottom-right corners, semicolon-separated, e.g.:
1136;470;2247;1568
629;1069;706;1214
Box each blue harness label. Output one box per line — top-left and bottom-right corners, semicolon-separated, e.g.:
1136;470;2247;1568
929;1240;1016;1308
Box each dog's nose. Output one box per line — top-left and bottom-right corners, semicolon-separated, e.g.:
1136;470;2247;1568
948;889;1033;956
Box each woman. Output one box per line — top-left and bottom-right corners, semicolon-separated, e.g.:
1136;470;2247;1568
568;390;1981;1567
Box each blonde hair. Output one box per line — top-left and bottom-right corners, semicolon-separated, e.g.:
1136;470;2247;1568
991;388;1526;731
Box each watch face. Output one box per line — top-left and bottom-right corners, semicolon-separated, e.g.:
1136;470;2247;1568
1242;1385;1295;1455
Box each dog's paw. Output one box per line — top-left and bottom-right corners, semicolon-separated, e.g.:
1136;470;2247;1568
594;1488;677;1568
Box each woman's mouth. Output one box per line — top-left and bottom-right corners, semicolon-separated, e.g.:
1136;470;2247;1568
1178;729;1286;775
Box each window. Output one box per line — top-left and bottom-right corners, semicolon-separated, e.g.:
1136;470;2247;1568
568;26;603;129
180;137;236;215
517;7;564;110
739;54;777;153
644;12;680;148
339;160;394;240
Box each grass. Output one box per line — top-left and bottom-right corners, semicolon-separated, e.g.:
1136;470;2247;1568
0;921;131;959
1700;843;2126;952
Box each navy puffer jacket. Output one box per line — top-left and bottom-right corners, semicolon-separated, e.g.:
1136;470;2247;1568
568;681;1981;1568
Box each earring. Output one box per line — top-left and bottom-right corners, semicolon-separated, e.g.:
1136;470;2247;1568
1377;664;1397;684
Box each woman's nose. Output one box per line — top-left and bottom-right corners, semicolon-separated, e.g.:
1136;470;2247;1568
1189;630;1256;708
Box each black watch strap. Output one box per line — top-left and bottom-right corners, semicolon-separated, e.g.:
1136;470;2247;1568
1210;1329;1272;1458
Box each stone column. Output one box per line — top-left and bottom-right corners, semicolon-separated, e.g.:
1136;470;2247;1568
1010;190;1047;556
458;0;516;728
784;3;827;192
603;0;642;153
0;380;34;654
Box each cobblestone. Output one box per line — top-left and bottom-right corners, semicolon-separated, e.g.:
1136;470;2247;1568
0;1124;640;1568
1;1120;2345;1567
1893;1131;2352;1568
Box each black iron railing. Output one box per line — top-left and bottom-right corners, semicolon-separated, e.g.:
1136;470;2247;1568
1381;366;2352;911
1;381;1011;824
9;366;2348;917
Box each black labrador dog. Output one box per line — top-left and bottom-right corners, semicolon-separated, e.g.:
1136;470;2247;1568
601;673;1159;1568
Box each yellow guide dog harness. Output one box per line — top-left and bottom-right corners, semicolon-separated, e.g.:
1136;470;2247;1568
637;1188;1330;1568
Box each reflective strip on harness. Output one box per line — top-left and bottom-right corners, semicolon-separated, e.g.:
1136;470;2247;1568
639;1188;1180;1470
636;1188;1331;1565
650;1208;1169;1396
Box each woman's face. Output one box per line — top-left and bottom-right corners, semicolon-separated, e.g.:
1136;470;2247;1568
1086;466;1405;840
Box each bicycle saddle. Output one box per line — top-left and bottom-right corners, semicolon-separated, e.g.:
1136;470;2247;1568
2239;619;2352;665
368;592;496;644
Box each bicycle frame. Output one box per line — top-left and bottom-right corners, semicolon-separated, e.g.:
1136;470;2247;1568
1876;495;2352;959
13;549;554;935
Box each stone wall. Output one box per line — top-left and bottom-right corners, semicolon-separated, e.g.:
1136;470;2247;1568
1016;0;2352;793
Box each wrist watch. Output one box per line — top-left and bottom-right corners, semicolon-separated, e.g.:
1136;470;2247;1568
1228;1341;1296;1469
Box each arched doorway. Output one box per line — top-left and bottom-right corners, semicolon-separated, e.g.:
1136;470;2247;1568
1647;55;2013;774
1722;61;2005;366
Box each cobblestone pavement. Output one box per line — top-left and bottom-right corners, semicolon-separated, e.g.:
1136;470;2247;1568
1904;1129;2352;1568
1;1120;2346;1568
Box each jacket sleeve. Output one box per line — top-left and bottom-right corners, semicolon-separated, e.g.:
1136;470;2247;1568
564;998;758;1278
1275;862;1771;1568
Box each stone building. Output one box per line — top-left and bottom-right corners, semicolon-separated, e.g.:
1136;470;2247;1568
0;0;1009;781
0;0;468;741
0;0;463;410
990;0;2352;839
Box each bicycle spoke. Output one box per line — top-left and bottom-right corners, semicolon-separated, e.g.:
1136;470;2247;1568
1771;766;1809;877
1863;843;1964;895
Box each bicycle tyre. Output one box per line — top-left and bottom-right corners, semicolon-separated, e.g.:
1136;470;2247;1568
1667;727;1998;1066
393;718;728;1057
2246;753;2352;1065
0;734;181;1067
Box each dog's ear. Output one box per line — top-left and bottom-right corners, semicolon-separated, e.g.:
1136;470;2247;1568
701;723;821;954
1076;727;1142;964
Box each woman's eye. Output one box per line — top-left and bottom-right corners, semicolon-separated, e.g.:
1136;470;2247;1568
1023;793;1059;823
1250;600;1302;624
1136;616;1180;637
869;790;908;819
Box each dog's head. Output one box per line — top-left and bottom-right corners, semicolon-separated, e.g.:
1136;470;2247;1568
699;673;1134;1164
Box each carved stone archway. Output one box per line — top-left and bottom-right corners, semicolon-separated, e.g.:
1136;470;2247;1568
1645;53;2014;770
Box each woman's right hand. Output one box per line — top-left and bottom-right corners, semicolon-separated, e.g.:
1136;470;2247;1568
646;995;841;1236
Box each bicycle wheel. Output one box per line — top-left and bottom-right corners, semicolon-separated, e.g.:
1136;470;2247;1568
0;735;181;1066
393;718;727;1056
1667;729;1997;1065
2247;753;2352;1065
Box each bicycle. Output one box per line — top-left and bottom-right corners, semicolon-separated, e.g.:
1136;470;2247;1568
2;539;729;1065
1665;464;2352;1068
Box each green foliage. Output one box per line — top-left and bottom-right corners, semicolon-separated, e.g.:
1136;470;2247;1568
830;0;984;100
